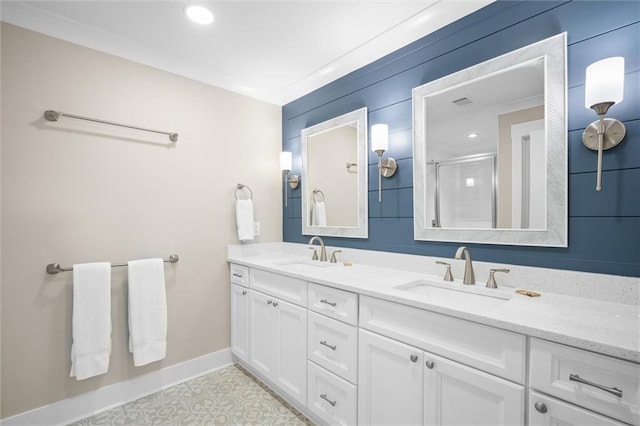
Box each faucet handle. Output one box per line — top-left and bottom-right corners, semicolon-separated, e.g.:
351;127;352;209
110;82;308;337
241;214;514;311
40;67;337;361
309;246;319;261
435;261;454;281
330;250;342;263
486;268;510;289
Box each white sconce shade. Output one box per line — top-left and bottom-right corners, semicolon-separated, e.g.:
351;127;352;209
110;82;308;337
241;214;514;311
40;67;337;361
280;151;292;172
585;57;625;109
371;124;389;153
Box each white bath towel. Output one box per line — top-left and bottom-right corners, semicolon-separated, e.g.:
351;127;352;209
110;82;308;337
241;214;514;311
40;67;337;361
312;201;327;226
236;199;255;241
70;262;111;380
128;258;167;366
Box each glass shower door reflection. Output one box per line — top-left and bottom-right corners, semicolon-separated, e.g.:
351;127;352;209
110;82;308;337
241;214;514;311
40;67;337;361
435;155;496;229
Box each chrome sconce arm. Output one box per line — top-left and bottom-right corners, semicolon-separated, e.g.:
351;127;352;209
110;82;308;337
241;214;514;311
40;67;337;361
370;123;398;202
581;57;626;192
280;151;299;207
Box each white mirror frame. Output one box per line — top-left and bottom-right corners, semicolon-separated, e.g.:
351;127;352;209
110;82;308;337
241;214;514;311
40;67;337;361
301;107;368;238
413;33;567;247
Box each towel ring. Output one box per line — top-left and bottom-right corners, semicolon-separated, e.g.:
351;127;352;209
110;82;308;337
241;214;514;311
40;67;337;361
235;184;253;200
313;189;325;204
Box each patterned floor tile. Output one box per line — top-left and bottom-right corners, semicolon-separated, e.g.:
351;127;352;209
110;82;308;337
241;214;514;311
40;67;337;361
69;365;313;425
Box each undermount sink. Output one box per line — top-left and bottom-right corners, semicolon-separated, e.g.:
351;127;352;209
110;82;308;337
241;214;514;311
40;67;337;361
394;280;512;308
274;259;336;269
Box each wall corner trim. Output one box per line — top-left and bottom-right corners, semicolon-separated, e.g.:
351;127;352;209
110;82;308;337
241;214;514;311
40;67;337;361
0;348;233;426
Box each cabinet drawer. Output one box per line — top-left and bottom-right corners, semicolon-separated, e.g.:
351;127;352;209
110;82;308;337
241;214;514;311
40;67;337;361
308;311;358;384
530;338;639;425
308;282;358;326
359;295;525;383
307;361;357;426
529;391;626;426
250;269;307;307
230;263;249;287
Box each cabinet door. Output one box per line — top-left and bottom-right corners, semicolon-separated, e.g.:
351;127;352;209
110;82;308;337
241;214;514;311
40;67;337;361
423;352;524;425
529;391;626;426
249;290;276;377
230;284;250;363
358;329;423;426
273;298;307;406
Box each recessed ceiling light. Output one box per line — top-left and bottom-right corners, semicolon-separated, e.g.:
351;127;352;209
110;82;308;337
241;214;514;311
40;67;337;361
467;132;479;139
185;5;214;25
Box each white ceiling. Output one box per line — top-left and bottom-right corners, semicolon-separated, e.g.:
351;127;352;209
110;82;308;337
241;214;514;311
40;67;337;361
1;0;493;106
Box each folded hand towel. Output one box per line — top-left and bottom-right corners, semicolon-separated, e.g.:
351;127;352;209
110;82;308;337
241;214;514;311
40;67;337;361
70;262;111;380
128;258;167;367
313;201;327;227
236;199;255;241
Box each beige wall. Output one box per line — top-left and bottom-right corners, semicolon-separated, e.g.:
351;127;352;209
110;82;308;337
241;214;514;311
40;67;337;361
497;106;544;228
0;23;282;418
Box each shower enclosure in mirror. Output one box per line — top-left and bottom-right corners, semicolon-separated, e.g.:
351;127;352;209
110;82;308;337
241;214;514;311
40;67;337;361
301;107;368;238
413;33;567;246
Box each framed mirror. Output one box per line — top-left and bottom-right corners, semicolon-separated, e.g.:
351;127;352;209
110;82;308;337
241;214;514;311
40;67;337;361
413;33;567;246
301;107;368;238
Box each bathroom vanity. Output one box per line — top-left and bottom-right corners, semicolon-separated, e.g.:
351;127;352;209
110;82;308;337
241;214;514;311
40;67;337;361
228;243;639;426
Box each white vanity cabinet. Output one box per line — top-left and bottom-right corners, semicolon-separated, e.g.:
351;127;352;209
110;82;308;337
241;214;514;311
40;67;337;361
307;283;360;426
230;264;250;364
358;296;525;425
529;338;639;426
228;266;309;407
358;329;424;425
249;289;308;406
423;352;524;425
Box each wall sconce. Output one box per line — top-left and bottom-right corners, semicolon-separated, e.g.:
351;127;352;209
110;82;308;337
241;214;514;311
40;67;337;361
582;57;626;191
371;124;398;202
280;151;299;207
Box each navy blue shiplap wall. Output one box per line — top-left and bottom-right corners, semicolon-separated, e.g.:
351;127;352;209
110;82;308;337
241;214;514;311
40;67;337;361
282;1;640;277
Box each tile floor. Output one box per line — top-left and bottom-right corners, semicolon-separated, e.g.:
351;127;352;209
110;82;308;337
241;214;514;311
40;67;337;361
70;364;313;425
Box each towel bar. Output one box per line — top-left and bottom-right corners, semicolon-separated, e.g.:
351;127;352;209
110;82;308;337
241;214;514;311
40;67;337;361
46;254;179;274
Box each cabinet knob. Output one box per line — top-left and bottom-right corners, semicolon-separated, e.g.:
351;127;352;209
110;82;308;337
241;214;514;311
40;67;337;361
242;290;247;295
410;354;418;363
272;302;278;307
534;402;548;414
267;300;272;305
425;360;434;369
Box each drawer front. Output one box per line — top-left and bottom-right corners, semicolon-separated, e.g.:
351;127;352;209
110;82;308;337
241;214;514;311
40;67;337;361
250;269;307;307
308;282;358;326
530;338;639;425
307;361;357;426
230;263;249;287
308;311;358;384
529;391;626;426
359;295;525;383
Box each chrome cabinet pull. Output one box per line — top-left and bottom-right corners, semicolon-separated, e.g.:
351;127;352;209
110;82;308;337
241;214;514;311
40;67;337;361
320;340;337;351
569;373;623;398
232;273;243;278
425;360;434;369
534;402;548;414
320;393;336;407
320;299;337;307
242;290;247;295
267;300;272;305
410;354;418;363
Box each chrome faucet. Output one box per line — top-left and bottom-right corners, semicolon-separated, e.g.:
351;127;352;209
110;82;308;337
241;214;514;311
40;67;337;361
308;236;328;262
454;246;475;285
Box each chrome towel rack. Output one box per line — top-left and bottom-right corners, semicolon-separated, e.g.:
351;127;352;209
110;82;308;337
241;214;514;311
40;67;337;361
235;183;253;200
44;110;178;142
313;189;325;204
46;254;179;274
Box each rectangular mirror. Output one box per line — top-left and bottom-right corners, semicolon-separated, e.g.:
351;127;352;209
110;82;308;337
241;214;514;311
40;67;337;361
301;107;368;238
413;33;567;246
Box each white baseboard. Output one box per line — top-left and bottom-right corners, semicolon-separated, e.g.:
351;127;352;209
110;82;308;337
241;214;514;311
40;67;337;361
1;348;232;426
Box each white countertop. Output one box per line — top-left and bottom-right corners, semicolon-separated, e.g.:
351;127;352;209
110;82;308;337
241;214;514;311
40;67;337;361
228;244;640;364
